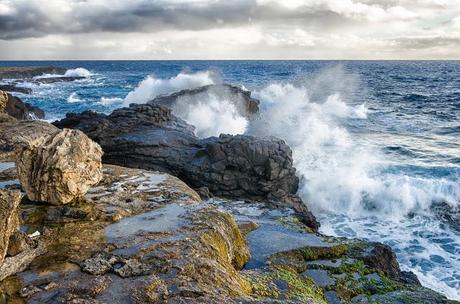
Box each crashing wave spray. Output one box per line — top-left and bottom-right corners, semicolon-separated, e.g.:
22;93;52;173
123;70;220;106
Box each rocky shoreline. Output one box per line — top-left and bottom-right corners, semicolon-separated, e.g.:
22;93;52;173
0;69;458;303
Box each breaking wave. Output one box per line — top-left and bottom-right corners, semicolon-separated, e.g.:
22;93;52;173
123;70;220;106
64;68;92;78
67;92;82;103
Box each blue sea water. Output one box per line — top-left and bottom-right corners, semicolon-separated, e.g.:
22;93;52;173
1;60;459;299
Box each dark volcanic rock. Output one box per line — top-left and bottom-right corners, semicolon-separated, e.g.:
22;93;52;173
149;84;259;118
53;101;318;229
31;76;85;84
0;85;32;94
0;66;66;80
348;241;420;285
431;201;460;232
1;90;44;120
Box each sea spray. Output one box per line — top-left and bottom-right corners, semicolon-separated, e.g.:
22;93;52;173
172;93;248;138
123;70;220;106
64;68;92;78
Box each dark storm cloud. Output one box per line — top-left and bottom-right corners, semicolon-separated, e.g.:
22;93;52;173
0;0;377;40
0;0;259;39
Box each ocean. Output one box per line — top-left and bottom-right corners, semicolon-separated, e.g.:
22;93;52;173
1;60;459;300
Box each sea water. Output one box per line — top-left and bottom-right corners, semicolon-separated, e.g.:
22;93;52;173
1;60;459;299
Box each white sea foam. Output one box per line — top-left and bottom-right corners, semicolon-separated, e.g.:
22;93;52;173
123;70;219;106
67;92;82;103
64;68;92;78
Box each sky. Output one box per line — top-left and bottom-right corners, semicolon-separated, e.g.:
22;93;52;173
0;0;459;60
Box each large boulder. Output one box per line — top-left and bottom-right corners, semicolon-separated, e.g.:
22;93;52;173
15;128;103;205
53;103;307;211
0;90;44;120
0;119;59;161
0;190;21;266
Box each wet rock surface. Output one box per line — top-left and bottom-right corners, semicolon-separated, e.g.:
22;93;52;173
0;163;456;303
16;128;103;205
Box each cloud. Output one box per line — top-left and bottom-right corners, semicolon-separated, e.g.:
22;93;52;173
0;0;459;59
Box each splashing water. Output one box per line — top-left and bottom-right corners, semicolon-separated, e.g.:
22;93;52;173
64;68;92;78
123;70;219;106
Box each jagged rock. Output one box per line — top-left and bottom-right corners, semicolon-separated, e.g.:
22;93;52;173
149;84;259;118
32;76;85;84
53;102;317;229
15;128;103;205
0;90;44;120
0;66;66;79
0;190;21;265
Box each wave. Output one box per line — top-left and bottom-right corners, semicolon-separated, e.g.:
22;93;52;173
67;92;82;103
123;70;219;106
34;67;92;79
64;68;92;78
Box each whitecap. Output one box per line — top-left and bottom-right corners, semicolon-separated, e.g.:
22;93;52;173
64;68;92;78
67;92;82;103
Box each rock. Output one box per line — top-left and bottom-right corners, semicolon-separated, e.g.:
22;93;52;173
0;84;32;94
431;201;460;233
351;288;452;304
0;90;44;120
0;90;7;113
31;76;85;84
0;190;21;265
0;243;46;281
53;103;313;227
7;231;33;257
16;128;103;205
0;66;66;79
348;242;401;279
149;84;259;119
0;119;58;161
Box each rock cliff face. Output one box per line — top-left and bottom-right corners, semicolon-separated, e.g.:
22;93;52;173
16;129;103;205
